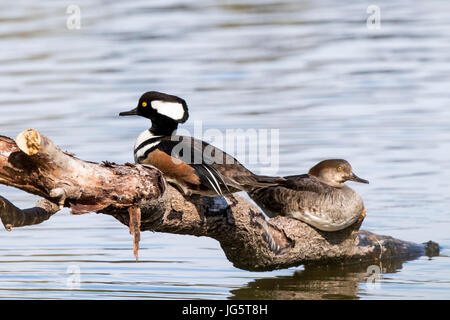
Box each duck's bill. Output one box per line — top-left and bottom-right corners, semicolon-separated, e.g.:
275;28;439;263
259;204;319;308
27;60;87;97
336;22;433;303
119;107;139;116
348;173;369;184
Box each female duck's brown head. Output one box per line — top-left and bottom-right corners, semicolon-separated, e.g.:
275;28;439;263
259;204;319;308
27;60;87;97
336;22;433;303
308;159;369;187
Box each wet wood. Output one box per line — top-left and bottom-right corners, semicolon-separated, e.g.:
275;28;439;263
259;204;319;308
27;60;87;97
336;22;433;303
0;129;435;271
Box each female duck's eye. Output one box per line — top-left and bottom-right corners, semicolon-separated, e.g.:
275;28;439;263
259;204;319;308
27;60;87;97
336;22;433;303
142;102;147;107
337;167;343;172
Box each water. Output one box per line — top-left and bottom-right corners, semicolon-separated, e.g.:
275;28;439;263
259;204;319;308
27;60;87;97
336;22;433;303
1;0;450;299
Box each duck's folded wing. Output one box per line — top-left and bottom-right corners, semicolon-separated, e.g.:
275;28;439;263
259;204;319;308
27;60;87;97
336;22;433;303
156;136;244;194
191;163;243;195
282;174;332;194
248;175;330;217
157;135;236;166
157;136;287;192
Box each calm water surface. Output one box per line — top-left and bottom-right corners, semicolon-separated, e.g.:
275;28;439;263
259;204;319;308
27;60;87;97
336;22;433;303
0;0;450;299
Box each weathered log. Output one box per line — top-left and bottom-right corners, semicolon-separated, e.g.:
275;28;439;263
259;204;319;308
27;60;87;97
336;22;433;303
104;186;427;271
0;129;436;271
3;129;166;213
1;130;165;260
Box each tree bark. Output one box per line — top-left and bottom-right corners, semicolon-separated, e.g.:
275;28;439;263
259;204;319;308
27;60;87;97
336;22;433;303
0;129;436;271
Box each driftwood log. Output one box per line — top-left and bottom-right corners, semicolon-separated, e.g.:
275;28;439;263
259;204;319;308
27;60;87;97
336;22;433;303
0;129;437;271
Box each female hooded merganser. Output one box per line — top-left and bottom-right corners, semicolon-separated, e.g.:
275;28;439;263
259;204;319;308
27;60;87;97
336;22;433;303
119;91;285;197
248;159;369;231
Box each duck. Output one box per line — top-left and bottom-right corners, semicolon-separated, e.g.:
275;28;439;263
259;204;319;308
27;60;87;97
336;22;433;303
119;91;285;197
248;159;369;231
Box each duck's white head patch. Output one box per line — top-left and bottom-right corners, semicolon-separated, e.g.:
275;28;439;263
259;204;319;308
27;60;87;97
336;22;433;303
151;100;186;121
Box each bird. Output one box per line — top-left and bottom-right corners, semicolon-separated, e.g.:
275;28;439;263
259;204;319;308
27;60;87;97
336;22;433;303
248;159;369;231
119;91;285;197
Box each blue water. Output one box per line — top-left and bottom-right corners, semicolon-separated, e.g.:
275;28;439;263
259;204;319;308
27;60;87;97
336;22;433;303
0;0;449;299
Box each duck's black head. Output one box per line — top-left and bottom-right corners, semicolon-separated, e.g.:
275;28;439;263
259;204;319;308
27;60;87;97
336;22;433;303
120;91;189;136
308;159;369;187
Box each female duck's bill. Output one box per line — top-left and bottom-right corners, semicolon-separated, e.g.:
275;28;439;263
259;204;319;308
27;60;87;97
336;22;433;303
346;172;369;184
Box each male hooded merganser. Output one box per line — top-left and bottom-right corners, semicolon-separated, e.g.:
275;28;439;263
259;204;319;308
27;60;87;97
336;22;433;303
248;159;369;231
119;91;285;196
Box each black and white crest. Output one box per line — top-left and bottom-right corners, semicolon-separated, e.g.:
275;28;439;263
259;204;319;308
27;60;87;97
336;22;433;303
140;91;189;123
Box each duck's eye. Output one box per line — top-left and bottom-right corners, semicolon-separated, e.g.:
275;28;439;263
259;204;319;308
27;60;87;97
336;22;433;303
142;102;147;107
337;167;343;172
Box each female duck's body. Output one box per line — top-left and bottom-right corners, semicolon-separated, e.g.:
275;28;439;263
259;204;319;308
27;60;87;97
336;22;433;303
248;159;368;232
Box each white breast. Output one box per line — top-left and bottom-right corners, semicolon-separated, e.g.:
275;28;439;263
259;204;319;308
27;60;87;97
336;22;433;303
133;130;161;163
134;130;154;150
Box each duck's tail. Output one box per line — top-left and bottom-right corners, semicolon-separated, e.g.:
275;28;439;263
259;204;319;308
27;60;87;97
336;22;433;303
235;174;287;192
